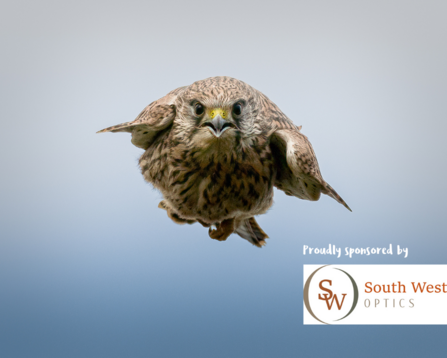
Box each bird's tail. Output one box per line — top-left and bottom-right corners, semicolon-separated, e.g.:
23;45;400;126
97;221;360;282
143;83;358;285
235;217;269;248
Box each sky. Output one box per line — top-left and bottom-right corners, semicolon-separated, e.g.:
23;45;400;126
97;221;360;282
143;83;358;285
1;0;447;357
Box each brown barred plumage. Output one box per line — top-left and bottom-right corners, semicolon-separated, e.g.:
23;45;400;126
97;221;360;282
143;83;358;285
98;76;351;247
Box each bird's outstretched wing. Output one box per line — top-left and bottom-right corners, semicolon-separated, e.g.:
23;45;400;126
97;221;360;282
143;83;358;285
97;86;187;149
268;120;351;211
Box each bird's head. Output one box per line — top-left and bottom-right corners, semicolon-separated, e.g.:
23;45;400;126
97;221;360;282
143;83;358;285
172;77;262;150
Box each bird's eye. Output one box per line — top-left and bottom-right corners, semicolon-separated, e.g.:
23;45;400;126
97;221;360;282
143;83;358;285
195;103;205;116
232;102;243;116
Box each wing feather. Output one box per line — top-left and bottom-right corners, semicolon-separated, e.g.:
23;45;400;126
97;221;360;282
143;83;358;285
97;86;187;149
270;128;351;211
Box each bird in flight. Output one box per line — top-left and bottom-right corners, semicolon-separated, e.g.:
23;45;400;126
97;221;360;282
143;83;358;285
98;76;350;247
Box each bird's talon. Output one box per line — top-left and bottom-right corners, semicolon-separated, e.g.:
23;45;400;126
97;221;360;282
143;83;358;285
207;218;234;242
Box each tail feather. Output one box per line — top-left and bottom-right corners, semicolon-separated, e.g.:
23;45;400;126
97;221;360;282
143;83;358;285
235;217;269;248
323;183;352;212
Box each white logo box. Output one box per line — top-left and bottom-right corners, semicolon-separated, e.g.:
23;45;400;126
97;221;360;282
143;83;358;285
303;265;447;325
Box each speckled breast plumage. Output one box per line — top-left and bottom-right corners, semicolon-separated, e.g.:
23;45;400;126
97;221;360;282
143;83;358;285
139;129;275;225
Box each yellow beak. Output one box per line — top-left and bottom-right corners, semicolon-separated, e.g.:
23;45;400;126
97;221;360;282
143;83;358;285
206;108;231;137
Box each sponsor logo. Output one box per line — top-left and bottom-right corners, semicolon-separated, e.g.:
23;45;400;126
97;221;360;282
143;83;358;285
303;265;358;324
304;265;447;325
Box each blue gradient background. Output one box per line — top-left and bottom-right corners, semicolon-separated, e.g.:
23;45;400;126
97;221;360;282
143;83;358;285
1;0;446;357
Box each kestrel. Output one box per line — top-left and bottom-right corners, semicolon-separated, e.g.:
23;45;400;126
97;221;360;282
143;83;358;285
98;76;350;247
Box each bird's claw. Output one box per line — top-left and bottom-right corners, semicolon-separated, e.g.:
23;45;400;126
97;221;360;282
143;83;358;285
208;219;235;242
159;200;196;225
208;227;228;241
